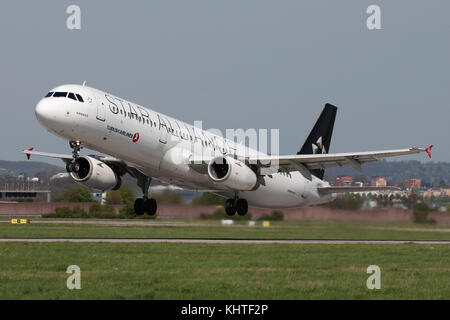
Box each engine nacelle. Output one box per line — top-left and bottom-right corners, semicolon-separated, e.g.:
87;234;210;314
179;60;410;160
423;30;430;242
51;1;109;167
207;156;257;191
70;156;121;191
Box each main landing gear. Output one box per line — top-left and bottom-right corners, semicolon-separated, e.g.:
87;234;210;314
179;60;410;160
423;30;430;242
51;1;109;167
133;174;157;216
225;196;248;216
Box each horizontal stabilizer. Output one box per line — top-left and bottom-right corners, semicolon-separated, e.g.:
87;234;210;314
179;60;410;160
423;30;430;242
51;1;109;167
318;186;399;195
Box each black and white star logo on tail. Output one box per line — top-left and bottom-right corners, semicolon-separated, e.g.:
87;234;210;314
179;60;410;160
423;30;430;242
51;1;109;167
312;136;327;154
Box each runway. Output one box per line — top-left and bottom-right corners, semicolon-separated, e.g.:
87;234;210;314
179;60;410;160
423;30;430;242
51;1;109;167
4;220;450;233
0;219;283;228
0;219;207;227
1;238;450;244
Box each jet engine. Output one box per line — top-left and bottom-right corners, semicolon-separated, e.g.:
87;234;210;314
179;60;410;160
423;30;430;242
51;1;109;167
207;156;257;191
69;156;121;191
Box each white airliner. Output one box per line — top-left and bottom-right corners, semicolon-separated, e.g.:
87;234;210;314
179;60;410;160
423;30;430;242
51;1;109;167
25;84;432;216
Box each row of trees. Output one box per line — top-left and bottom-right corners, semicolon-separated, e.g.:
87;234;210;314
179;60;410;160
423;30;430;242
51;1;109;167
49;186;448;224
52;186;222;205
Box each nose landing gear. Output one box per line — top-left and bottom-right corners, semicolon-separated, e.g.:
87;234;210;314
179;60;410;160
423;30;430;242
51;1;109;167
66;140;83;173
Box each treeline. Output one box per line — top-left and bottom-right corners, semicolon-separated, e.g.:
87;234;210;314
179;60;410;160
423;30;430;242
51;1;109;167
43;202;157;219
0;160;62;178
52;187;217;205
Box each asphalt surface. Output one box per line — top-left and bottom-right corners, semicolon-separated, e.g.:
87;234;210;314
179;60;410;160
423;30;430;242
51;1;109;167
0;219;213;227
3;219;450;232
0;238;450;244
0;219;283;228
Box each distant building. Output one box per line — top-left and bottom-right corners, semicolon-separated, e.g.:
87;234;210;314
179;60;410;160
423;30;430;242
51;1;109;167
405;178;421;189
50;172;70;180
335;176;353;186
422;188;450;198
0;182;51;202
371;177;387;187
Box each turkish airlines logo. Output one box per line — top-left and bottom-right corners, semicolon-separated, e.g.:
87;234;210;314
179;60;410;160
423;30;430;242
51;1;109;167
132;133;140;143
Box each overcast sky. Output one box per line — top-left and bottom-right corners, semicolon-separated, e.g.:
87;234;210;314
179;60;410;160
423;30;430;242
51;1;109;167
0;0;448;165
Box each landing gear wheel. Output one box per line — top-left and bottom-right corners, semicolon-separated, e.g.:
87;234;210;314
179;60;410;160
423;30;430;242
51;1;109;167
236;199;248;216
225;199;237;216
134;198;146;215
144;198;157;216
67;140;83;174
66;162;74;173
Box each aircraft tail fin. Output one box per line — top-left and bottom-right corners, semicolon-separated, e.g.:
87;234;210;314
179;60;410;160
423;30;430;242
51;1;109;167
297;103;337;179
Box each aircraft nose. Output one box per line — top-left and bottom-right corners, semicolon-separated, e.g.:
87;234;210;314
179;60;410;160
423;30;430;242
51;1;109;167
35;99;56;127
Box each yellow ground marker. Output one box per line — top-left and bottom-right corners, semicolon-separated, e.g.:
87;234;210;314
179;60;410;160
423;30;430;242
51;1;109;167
11;219;30;224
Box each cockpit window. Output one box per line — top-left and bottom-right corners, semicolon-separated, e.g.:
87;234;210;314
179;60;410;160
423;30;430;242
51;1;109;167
45;91;84;102
75;94;84;102
53;92;68;97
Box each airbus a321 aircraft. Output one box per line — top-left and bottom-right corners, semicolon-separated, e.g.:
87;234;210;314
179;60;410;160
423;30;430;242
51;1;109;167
25;84;433;216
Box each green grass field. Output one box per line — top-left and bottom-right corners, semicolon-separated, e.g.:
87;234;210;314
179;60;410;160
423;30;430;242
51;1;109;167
0;220;449;299
1;219;450;240
0;242;449;299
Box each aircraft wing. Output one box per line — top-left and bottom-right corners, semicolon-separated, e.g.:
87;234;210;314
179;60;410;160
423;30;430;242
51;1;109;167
22;148;137;179
249;146;432;179
24;149;72;162
23;148;123;164
189;145;432;179
317;186;400;195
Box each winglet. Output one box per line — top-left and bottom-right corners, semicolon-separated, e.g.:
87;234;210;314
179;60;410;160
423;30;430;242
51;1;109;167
25;147;34;160
425;145;433;158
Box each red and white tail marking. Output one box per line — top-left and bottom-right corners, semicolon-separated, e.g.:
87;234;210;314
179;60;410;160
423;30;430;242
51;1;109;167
26;147;34;160
425;145;433;158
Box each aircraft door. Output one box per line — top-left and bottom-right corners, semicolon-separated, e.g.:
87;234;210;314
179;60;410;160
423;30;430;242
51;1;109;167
158;115;169;144
96;94;106;121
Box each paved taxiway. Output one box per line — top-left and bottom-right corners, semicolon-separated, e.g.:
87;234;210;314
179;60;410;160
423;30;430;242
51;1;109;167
3;220;450;233
0;219;212;227
0;219;285;228
1;238;450;244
